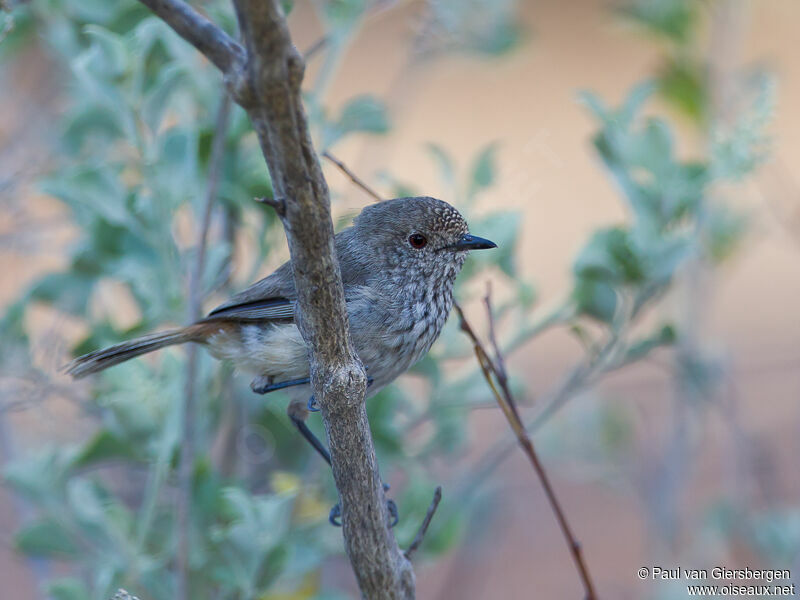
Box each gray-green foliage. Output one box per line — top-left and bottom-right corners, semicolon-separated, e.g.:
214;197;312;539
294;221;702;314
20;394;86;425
0;2;522;598
0;1;774;599
618;0;707;122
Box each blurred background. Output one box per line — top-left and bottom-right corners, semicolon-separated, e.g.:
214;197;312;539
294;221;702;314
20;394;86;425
1;0;799;598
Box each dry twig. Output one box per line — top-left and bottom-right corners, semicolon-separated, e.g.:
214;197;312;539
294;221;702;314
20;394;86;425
323;151;384;202
177;92;232;600
404;486;443;560
454;291;598;600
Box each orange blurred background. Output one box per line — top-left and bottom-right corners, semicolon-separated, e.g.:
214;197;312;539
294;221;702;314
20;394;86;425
2;0;799;598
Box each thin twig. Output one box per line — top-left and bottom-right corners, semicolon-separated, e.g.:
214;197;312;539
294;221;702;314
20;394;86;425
404;486;443;560
454;298;598;600
137;0;244;75
455;328;627;507
323;151;384;202
303;36;329;60
255;195;286;216
176;92;232;600
189;93;232;321
483;282;507;380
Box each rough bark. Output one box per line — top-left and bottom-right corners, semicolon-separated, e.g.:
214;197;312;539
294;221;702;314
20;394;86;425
135;1;414;597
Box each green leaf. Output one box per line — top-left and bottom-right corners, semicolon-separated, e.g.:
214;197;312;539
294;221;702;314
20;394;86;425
338;95;389;132
572;278;617;323
28;272;95;316
426;143;456;189
367;387;405;458
710;72;774;181
420;0;523;57
617;0;696;44
83;25;129;77
72;430;140;469
576;90;610;123
323;95;389;148
255;544;290;589
62;105;125;153
468;143;498;199
66;0;122;22
141;63;188;132
220;488;294;553
15;518;79;558
3;449;73;501
473;20;522;56
40;167;131;229
573;227;645;284
705;207;748;262
619;81;657;126
47;578;90;600
409;354;442;385
585;83;714;229
323;0;367;27
623;324;677;363
460;210;521;278
66;479;109;531
656;57;707;123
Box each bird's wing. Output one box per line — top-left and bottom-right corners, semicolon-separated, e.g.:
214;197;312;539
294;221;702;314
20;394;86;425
202;226;368;324
203;261;297;322
203;297;296;322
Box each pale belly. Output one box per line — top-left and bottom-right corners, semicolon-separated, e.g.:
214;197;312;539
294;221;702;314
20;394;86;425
203;315;442;400
205;322;310;380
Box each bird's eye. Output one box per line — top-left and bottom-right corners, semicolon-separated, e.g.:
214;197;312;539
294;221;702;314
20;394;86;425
408;233;428;249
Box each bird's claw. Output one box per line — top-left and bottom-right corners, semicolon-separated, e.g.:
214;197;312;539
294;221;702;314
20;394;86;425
329;503;341;526
306;376;370;414
328;492;398;528
387;498;399;527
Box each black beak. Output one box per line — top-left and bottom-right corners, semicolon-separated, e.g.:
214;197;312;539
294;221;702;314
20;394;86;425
446;233;497;252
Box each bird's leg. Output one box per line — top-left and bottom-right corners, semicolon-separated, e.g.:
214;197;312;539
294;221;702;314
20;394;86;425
329;483;398;528
289;413;331;466
251;376;310;395
291;391;398;528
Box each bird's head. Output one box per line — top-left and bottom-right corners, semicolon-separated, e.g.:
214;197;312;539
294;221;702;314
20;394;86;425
351;196;496;285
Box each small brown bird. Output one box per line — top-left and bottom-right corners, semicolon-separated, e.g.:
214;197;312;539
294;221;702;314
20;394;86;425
67;197;496;483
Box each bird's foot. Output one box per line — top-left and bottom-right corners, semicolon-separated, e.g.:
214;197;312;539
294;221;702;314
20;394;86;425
305;376;373;412
251;376;310;395
329;495;399;528
250;375;273;395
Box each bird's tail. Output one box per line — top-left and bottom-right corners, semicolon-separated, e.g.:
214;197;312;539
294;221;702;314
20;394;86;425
65;325;206;379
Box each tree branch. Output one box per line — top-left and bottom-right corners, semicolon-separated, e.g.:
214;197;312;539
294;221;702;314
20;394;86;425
137;0;244;75
177;92;232;600
136;1;414;597
323;151;384;202
404;486;442;560
454;297;598;600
